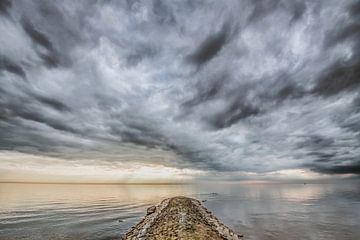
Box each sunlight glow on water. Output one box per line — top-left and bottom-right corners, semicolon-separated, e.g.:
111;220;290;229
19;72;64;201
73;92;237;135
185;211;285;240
0;182;359;240
0;184;192;240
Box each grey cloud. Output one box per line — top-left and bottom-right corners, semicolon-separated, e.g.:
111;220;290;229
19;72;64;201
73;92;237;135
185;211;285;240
125;44;159;67
0;56;26;80
21;17;60;67
187;22;233;66
152;0;176;25
1;100;77;135
21;17;53;51
311;59;360;96
109;119;166;149
276;83;305;100
298;135;338;165
349;1;360;16
298;135;334;149
0;0;11;16
353;95;360;112
32;94;71;113
181;74;228;108
248;0;281;23
312;2;360;96
207;99;261;129
18;111;77;134
340;95;360;133
181;73;304;130
247;0;306;24
309;163;360;175
1;0;360;178
289;1;306;22
325;23;360;47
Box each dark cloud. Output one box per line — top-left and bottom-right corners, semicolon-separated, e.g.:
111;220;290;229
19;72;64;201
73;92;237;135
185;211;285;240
126;44;158;67
288;1;306;22
152;0;176;25
325;23;360;47
247;0;307;24
248;0;280;23
5;104;77;134
312;152;337;162
1;0;360;178
310;163;360;174
311;59;360;96
298;135;334;149
21;17;60;67
0;56;26;80
182;75;227;108
208;100;260;129
32;94;71;113
340;96;360;132
180;79;262;130
313;1;360;96
349;1;360;16
0;0;11;16
0;89;76;141
187;22;232;66
352;96;360;116
21;18;53;50
109;120;166;149
276;83;305;100
182;74;304;130
22;113;77;134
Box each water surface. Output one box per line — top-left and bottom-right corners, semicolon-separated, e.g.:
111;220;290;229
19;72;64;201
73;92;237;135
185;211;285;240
0;182;359;240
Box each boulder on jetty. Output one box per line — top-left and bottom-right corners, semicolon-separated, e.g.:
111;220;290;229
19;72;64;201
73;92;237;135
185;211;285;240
122;196;243;240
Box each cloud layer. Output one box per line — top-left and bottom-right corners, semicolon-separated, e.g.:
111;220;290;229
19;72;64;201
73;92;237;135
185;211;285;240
1;0;360;180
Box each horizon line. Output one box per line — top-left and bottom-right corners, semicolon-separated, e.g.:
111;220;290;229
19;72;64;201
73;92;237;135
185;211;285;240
0;181;191;185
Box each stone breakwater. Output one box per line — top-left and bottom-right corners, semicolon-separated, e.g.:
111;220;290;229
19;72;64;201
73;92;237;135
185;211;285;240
122;196;243;240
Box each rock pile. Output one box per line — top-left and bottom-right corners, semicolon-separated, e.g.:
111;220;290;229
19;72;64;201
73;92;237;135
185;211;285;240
122;196;243;240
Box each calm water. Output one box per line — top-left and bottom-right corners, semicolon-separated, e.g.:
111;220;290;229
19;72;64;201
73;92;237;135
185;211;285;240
0;182;359;240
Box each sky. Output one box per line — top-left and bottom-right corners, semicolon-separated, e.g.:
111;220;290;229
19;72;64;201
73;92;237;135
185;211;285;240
0;0;360;183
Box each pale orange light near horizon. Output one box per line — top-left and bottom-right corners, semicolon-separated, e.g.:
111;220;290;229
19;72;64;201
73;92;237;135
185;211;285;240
0;151;205;184
0;151;353;183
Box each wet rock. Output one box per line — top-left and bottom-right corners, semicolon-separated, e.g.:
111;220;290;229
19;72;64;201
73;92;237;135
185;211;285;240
122;196;243;240
146;206;156;215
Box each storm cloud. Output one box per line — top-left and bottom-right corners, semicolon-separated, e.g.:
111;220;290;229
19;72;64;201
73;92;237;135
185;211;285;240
1;0;360;180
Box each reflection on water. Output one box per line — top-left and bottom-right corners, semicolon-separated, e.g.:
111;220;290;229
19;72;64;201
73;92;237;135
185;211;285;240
0;183;192;240
0;182;360;240
198;182;360;240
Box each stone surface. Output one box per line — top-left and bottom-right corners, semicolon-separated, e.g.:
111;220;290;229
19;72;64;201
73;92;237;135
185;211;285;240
147;206;156;215
122;196;243;240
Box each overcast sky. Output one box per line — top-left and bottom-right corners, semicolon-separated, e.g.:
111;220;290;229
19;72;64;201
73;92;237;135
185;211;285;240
0;0;360;182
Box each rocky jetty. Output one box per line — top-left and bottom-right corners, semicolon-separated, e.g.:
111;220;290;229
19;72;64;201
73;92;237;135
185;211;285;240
122;196;243;240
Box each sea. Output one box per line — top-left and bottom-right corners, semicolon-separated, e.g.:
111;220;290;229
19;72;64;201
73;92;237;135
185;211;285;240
0;182;359;240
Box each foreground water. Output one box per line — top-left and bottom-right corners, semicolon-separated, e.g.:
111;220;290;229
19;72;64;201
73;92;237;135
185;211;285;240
0;182;359;240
